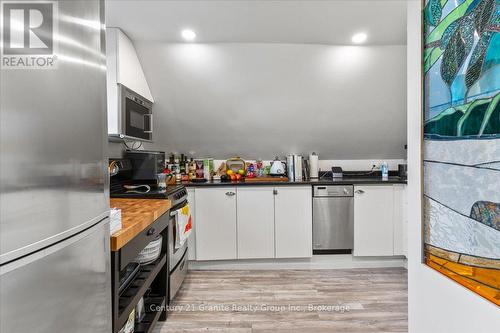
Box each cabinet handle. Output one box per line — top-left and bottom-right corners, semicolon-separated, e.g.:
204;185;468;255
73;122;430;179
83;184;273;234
273;189;278;195
354;190;365;194
225;191;235;196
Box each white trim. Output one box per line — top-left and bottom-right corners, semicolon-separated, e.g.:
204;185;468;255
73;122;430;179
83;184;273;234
189;254;406;270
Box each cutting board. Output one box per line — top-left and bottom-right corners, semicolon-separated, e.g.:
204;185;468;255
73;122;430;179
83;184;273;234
245;176;289;182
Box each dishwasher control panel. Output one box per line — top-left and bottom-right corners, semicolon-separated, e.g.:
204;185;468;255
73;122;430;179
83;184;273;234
313;185;353;197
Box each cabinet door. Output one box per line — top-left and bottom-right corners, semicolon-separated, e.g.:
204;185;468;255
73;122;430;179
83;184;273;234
353;186;394;256
115;29;154;101
195;187;237;260
393;185;406;256
187;188;196;261
274;186;312;258
237;187;275;259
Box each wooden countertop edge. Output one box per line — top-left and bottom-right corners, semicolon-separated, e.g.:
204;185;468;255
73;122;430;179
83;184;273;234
110;198;172;251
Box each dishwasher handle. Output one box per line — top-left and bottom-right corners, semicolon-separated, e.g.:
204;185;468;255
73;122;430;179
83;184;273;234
313;185;353;197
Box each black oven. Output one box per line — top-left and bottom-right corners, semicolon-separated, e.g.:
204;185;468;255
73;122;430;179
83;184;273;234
120;84;153;141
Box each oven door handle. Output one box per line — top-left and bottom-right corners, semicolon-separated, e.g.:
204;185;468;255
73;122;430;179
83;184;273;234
170;199;188;215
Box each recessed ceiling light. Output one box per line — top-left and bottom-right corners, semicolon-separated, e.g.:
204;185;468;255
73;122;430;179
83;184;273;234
181;29;196;41
352;32;367;44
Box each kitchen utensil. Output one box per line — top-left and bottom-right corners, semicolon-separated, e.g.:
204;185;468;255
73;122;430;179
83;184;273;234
270;157;286;176
123;184;151;193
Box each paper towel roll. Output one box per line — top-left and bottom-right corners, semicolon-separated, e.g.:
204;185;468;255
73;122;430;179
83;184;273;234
309;153;319;179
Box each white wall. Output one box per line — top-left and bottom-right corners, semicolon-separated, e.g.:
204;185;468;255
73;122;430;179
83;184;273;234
133;42;407;160
407;2;500;333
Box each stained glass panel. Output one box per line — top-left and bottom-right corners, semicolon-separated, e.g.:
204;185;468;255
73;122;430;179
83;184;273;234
423;0;500;305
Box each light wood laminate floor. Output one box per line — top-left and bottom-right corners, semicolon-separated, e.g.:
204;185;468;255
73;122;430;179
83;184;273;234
154;268;408;333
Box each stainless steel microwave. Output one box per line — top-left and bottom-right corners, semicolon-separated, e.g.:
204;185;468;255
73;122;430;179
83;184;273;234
109;84;153;142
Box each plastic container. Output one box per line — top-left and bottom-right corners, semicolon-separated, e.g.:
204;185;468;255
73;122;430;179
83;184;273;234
136;236;162;265
381;162;389;180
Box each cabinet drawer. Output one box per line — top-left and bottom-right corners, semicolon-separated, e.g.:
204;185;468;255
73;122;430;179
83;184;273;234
118;212;169;270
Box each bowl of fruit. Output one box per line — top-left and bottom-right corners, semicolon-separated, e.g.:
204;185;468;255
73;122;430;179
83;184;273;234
225;169;245;182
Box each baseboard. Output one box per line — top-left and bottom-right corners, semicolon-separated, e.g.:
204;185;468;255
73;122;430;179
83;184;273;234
188;254;407;270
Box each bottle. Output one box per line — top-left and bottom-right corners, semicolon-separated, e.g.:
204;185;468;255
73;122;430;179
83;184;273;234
381;161;389;180
188;158;195;180
184;156;189;176
180;154;186;174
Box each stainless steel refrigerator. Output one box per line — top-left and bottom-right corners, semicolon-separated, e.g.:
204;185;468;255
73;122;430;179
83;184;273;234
0;1;111;332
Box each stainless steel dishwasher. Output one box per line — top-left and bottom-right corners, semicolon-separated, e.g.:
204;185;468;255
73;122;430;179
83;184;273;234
312;185;354;254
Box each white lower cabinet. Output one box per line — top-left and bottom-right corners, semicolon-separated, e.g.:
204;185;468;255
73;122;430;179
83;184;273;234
392;184;407;256
237;187;275;259
194;187;237;260
194;186;313;261
187;188;196;260
274;186;312;258
353;185;407;257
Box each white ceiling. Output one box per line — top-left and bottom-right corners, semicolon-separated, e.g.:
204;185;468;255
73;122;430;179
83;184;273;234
106;0;407;45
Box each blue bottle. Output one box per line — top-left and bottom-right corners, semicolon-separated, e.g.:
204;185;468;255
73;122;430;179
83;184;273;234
381;162;389;180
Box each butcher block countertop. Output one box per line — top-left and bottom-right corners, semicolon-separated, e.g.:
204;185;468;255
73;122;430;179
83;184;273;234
109;198;171;251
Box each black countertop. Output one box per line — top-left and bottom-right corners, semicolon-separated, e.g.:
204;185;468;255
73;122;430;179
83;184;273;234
181;176;406;187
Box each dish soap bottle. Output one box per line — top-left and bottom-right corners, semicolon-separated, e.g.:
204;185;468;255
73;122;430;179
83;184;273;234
381;161;389;180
